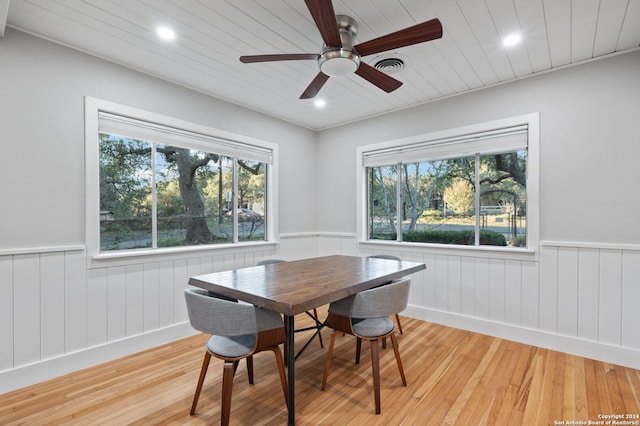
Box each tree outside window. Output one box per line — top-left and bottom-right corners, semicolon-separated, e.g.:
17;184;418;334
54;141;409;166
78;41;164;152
367;149;527;248
99;134;266;251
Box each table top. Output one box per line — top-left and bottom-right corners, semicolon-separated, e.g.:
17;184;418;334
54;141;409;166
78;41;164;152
188;254;426;316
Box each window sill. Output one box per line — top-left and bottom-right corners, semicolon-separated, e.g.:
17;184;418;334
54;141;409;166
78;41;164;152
88;241;279;269
359;240;538;262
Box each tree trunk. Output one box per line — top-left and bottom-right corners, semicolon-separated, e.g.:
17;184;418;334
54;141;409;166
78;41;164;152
174;148;213;244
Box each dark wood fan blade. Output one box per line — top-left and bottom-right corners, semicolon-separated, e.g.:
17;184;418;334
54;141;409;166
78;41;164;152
300;72;330;99
355;62;403;93
354;18;443;57
305;0;342;47
240;53;318;63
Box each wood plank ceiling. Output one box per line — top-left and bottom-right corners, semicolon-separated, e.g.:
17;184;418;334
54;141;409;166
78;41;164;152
5;0;640;130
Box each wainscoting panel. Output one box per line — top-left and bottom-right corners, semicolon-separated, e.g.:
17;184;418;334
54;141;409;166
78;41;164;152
64;250;88;354
315;233;358;257
2;236;639;394
278;234;317;260
0;240;317;393
623;250;640;348
142;263;160;333
0;255;14;372
557;247;579;337
577;248;600;341
538;246;559;333
599;249;623;346
40;252;66;361
87;268;108;348
356;238;640;369
521;260;540;329
504;259;523;325
13;254;41;368
474;257;491;319
107;265;127;342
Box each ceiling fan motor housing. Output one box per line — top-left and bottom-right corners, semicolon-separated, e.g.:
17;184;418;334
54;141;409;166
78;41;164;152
318;15;361;76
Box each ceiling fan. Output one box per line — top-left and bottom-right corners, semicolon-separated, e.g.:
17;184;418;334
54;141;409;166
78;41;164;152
239;0;443;99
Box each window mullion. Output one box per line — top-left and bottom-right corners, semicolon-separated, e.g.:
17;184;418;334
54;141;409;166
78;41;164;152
232;158;239;244
152;144;158;249
474;153;480;246
396;163;402;242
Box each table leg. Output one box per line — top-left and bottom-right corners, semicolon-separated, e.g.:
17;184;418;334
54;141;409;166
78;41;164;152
286;314;295;426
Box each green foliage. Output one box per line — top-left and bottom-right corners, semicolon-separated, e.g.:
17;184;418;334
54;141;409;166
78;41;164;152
368;149;527;248
508;235;527;247
402;229;507;246
370;232;398;241
157;237;184;247
420;209;443;217
99;135;153;219
156;180;185;218
444;178;474;214
100;133;269;250
368;166;399;233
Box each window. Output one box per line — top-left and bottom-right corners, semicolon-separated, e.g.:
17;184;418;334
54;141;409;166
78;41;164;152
360;114;539;250
86;98;276;257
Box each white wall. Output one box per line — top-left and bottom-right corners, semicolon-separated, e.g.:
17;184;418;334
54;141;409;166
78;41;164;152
316;50;640;244
0;28;317;251
314;50;640;369
0;29;317;392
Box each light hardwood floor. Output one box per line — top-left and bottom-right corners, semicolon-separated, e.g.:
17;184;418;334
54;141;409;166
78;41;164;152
1;311;639;425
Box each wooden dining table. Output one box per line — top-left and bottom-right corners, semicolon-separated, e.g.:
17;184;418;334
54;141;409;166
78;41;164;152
188;254;426;425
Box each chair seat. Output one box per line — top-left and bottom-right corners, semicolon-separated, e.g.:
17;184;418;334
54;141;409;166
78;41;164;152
208;334;256;358
352;317;394;338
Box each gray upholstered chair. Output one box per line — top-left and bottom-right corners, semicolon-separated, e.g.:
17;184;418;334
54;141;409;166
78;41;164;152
255;259;286;266
321;278;410;414
184;288;287;425
256;259;324;350
366;254;405;334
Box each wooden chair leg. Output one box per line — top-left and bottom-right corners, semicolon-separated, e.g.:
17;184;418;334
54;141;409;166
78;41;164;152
221;360;235;426
370;339;381;414
395;314;403;334
321;332;338;390
390;333;407;386
246;355;254;384
355;337;362;364
270;347;289;406
190;351;212;415
313;308;324;348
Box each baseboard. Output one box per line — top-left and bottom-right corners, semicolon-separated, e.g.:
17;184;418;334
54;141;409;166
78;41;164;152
404;305;640;371
0;322;197;395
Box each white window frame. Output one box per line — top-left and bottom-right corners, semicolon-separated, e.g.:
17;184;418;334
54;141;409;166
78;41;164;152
85;97;278;263
356;113;539;258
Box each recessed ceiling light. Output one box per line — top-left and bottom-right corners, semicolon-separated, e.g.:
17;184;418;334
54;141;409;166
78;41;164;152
503;33;522;47
314;99;326;108
156;26;176;41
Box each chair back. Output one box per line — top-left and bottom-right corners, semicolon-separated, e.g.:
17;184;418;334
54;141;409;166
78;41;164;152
366;254;401;261
256;259;285;265
329;278;410;319
184;288;258;336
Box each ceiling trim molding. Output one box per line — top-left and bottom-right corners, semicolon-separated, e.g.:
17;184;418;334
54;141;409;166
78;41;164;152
0;0;9;37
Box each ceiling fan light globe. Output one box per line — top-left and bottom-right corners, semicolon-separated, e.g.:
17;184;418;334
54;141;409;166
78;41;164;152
318;49;361;76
